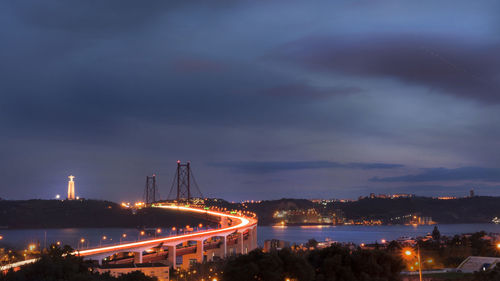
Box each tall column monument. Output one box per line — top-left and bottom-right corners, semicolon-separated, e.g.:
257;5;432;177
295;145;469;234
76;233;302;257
67;175;76;200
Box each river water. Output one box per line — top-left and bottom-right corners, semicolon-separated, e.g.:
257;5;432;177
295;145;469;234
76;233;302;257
1;224;499;250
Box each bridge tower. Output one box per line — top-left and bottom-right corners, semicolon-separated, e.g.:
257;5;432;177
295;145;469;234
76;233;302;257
144;174;158;204
167;161;203;202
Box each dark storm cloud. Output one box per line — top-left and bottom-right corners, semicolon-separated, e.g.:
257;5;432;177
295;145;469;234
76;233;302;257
2;0;500;201
7;1;180;34
211;161;403;173
371;166;500;182
264;84;362;99
271;34;500;102
173;58;227;73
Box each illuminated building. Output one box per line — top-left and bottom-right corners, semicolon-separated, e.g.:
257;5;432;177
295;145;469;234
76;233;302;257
67;175;76;200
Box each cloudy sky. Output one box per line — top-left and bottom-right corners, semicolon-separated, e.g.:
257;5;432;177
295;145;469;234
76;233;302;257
1;0;500;202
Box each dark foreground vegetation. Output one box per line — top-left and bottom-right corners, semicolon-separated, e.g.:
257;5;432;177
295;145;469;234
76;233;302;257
0;245;155;281
0;200;211;228
176;245;404;281
4;239;500;281
384;229;500;268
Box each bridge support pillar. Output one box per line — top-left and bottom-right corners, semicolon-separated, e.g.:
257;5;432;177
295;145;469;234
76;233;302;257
223;235;227;258
255;227;258;249
167;245;176;269
251;227;258;250
238;232;244;254
196;240;204;263
134;251;143;264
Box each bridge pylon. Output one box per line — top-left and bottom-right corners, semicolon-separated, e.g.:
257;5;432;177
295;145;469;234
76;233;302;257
167;161;203;203
144;174;158;204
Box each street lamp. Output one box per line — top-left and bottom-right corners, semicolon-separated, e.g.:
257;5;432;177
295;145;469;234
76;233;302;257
100;236;107;246
404;247;422;281
0;235;3;240
139;231;145;240
79;238;85;249
120;234;127;244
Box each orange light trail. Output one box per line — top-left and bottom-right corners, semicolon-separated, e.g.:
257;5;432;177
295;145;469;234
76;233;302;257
76;205;256;257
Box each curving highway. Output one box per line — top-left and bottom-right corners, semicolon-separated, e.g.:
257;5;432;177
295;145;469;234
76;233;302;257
77;204;257;257
1;204;258;272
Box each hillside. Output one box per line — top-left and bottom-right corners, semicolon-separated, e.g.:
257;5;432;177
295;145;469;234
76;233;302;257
0;199;212;229
235;197;500;225
338;196;500;223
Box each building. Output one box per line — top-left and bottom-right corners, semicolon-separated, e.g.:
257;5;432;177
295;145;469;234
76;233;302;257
67;175;75;200
435;196;457;200
332;209;345;225
95;263;169;281
263;239;290;252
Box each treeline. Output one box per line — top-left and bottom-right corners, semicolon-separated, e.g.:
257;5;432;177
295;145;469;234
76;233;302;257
0;246;155;281
0;200;211;229
179;245;404;281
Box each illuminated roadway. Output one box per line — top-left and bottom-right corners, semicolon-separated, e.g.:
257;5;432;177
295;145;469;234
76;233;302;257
1;204;258;272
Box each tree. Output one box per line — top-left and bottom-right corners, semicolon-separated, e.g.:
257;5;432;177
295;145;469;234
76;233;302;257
305;239;318;249
223;250;283;281
278;248;314;281
222;249;314;281
386;241;402;253
308;245;404;281
432;226;441;241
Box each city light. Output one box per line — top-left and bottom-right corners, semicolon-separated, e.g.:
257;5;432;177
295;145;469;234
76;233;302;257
0;235;3;240
55;194;60;199
403;247;422;281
